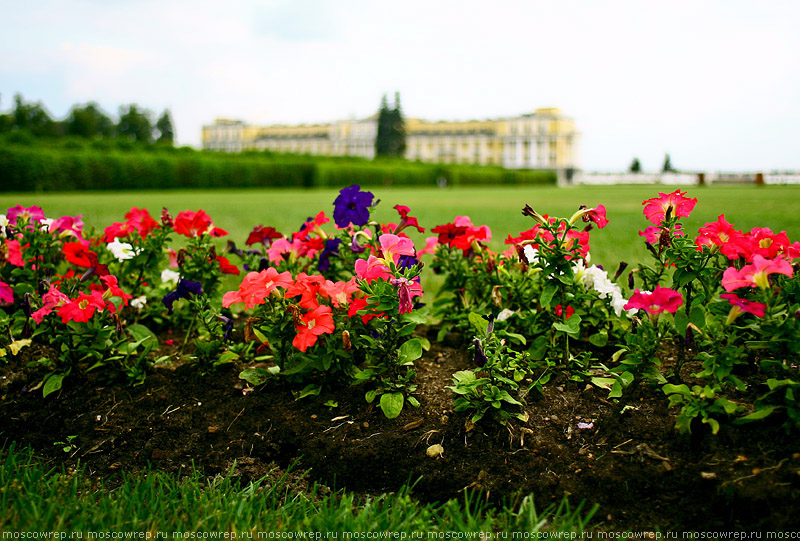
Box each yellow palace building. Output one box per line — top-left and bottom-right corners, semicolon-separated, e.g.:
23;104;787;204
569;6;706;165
202;107;579;170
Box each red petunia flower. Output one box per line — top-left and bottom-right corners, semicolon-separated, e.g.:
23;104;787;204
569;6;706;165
57;290;107;323
222;267;294;309
216;255;240;276
63;241;95;268
642;190;697;225
393;205;425;233
4;239;24;267
173;209;227;238
554;304;576;319
284;272;325;310
292;305;335;352
245;225;283;246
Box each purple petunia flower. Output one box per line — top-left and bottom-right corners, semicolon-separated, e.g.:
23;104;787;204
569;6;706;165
333;185;374;228
318;238;343;272
162;278;203;314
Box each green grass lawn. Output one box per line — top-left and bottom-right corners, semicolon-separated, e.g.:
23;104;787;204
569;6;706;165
0;444;595;533
3;185;799;276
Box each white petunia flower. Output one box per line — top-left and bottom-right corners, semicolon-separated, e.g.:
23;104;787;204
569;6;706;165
161;269;180;285
131;296;147;310
107;238;140;261
523;245;539;264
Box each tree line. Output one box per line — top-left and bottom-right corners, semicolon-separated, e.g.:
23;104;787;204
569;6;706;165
0;93;174;144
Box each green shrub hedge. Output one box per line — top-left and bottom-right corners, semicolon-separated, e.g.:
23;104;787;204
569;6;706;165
0;145;556;192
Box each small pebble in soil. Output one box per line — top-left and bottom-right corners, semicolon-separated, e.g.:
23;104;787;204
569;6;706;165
426;444;444;458
701;472;717;480
311;414;317;419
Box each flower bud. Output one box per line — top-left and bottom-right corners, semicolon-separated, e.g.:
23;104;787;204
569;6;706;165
161;207;173;228
342;330;352;353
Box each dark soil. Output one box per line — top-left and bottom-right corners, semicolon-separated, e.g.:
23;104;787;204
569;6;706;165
1;338;799;531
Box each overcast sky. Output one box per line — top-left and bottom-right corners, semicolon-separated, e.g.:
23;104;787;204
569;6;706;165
2;0;798;172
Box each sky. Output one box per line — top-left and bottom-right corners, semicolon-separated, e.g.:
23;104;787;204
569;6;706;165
1;0;799;172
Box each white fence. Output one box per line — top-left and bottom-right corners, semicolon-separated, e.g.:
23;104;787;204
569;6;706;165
569;172;800;186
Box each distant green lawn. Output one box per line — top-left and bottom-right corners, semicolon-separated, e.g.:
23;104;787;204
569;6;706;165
3;185;799;275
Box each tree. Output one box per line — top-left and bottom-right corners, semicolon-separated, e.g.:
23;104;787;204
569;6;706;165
0;94;12;133
662;153;675;173
12;93;58;137
374;92;406;158
389;91;406;157
629;157;641;173
155;109;175;144
375;94;392;157
66;102;114;139
116;104;153;142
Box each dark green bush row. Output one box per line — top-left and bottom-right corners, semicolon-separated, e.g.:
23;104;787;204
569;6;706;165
0;145;556;192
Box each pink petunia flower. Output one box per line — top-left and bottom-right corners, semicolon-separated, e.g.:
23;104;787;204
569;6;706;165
0;280;13;304
642;190;697;225
720;293;766;322
379;234;416;265
721;255;793;291
31;285;70;323
623;286;683;315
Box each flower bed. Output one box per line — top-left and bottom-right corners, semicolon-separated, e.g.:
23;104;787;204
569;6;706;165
1;187;799;529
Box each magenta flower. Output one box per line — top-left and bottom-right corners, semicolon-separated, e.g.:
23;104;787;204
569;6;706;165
0;281;13;304
623;286;683;315
31;285;70;324
391;277;415;314
720;293;766;321
6;205;45;226
642;190;697;225
721;255;793;291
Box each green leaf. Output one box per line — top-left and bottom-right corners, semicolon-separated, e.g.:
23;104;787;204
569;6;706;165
42;372;67;398
8;339;32;356
590;377;616;391
498;331;526;346
704;417;720;435
379;392;404;419
468;312;489;335
418;337;431;351
553;316;580;335
588;332;608;347
217;351;240;364
407;396;420;408
365;389;379;404
689;304;706;329
238;367;271;386
662;383;690;396
734;406;778;424
252;328;269;344
401;311;427;324
126;323;158;346
293;384;321;400
397;338;423;365
673;307;688;334
540;285;557;308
